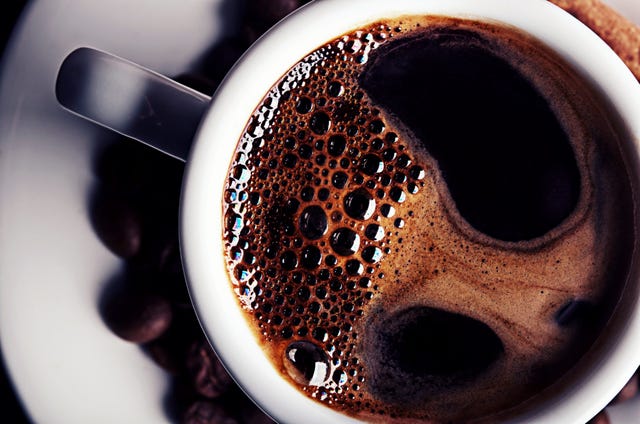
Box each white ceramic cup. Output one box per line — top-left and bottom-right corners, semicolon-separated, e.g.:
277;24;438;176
181;0;640;423
57;0;640;422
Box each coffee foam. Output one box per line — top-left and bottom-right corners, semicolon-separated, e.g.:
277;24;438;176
222;16;635;422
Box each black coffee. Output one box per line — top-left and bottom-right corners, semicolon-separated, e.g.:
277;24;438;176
222;16;636;422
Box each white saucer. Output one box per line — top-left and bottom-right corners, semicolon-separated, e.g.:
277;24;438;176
0;0;637;423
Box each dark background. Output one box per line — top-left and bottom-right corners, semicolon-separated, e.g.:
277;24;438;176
1;1;33;422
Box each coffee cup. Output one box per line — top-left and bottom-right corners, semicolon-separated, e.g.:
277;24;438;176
56;0;640;422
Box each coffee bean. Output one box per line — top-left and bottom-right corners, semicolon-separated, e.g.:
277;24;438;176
90;192;142;258
154;240;192;308
144;334;184;375
181;400;239;424
96;138;183;197
102;287;172;343
201;37;249;83
94;140;153;195
235;392;276;424
246;0;301;27
186;339;234;398
587;411;610;424
241;23;264;46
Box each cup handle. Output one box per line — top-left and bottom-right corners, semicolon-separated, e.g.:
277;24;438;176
55;47;211;161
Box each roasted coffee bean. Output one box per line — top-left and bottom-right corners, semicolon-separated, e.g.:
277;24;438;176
94;140;154;195
587;411;610;424
201;37;249;83
102;287;172;343
145;335;184;375
186;339;234;398
96;139;183;197
235;392;276;424
144;306;203;374
241;23;264;46
155;240;192;307
246;0;301;27
181;400;239;424
91;192;142;258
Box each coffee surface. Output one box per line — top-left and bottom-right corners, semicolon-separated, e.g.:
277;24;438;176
222;16;635;422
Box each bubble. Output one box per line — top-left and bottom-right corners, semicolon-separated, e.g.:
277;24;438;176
362;246;383;263
330;228;361;256
390;187;406;203
344;189;376;220
328;135;347;156
231;247;243;262
393;172;407;184
382;148;397;162
409;165;425;180
296;97;314;114
232;164;250;183
346;39;362;53
297;286;311;301
328;81;345;97
283;153;299;168
369;119;385;134
310;112;331;135
385;132;399;143
281;327;294;339
226;212;243;233
281;250;299;270
316;286;328;299
313;327;329;342
299;206;328;240
284;137;297;149
243;252;256;265
330;279;343;291
301;186;315;201
309;302;321;313
299;144;313;159
365;224;385;241
225;189;237;202
396;154;412;168
380;204;396;218
333;369;348;386
360;154;384;176
359;277;371;288
318;188;330;201
235;266;251;282
394;218;405;228
301;245;322;269
346;259;364;276
249;192;261;205
371;138;384;150
284;341;331;387
285;198;301;214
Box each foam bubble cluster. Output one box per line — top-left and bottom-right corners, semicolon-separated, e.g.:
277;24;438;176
223;21;428;410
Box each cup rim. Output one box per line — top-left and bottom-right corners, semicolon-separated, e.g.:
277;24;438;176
180;0;640;422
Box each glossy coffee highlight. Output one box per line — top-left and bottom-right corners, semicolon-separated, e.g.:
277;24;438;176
222;16;635;422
